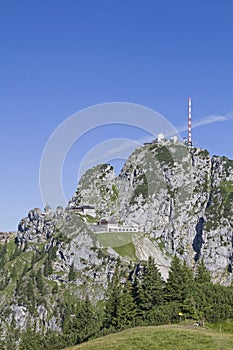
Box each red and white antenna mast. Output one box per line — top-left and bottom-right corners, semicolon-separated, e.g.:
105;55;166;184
188;97;192;147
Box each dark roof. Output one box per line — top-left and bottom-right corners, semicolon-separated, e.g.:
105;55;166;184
99;219;108;225
76;205;95;210
99;217;118;225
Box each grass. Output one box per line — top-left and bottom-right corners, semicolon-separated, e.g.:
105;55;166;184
85;214;98;224
64;324;233;350
113;242;136;261
96;232;144;248
96;232;144;261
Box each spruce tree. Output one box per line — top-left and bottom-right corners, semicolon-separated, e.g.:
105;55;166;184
0;242;7;267
103;265;121;329
11;264;17;280
62;304;71;334
131;275;143;309
137;257;164;321
68;262;76;281
115;280;137;330
44;256;53;276
52;283;58;294
195;259;211;284
22;263;29;276
49;245;58;260
75;297;98;343
26;279;35;307
164;256;194;307
36;268;44;294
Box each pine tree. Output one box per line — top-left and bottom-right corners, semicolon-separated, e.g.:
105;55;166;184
30;269;35;281
44;256;53;276
74;297;98;343
115;280;137;330
52;283;58;294
15;279;24;298
137;257;164;321
0;267;10;290
49;245;58;260
0;242;7;267
68;262;76;281
11;264;17;280
164;256;194;308
22;263;29;276
19;327;48;350
62;304;71;333
195;259;211;284
36;268;44;294
131;275;143;309
103;265;121;329
26;279;35;307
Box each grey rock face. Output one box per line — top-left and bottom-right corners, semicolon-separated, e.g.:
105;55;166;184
17;143;233;284
69;142;233;285
17;206;67;243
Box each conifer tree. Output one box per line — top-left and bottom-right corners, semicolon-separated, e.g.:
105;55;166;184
15;279;24;298
137;257;164;321
115;280;137;330
22;263;29;277
26;279;35;306
11;264;17;280
131;275;143;310
52;283;58;294
0;267;10;290
191;259;213;322
30;269;35;281
49;245;58;260
36;268;44;294
75;297;98;342
195;259;211;284
0;242;7;267
44;256;53;276
68;262;76;281
62;304;71;334
164;256;194;307
103;264;121;329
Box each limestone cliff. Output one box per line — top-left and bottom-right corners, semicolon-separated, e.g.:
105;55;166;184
69;142;233;284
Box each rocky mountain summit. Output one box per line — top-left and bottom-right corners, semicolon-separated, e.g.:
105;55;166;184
69;141;233;284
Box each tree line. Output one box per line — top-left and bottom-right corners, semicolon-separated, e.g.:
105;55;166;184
6;255;232;350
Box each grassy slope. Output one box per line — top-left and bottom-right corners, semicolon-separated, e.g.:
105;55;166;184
96;232;144;260
65;325;233;350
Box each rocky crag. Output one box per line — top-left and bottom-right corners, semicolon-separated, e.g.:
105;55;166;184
69;141;233;285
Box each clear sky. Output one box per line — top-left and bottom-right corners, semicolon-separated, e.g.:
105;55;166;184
1;0;233;231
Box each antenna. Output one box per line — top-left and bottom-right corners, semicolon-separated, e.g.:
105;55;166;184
188;97;192;147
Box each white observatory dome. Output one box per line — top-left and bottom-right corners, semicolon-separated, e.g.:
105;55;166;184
157;133;165;142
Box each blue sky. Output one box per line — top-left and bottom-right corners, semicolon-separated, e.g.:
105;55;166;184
1;0;233;231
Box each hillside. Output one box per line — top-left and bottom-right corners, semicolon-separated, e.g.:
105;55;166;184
64;325;233;350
